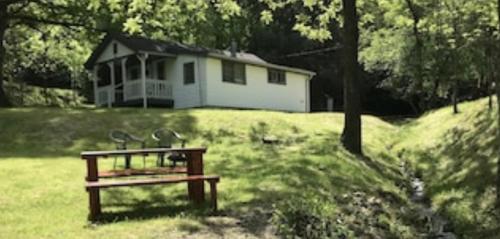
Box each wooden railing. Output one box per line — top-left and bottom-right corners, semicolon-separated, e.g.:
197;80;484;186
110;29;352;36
123;79;172;101
96;85;113;106
146;79;173;99
123;81;142;100
96;79;172;106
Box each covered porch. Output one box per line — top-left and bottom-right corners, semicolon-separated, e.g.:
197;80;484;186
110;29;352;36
92;53;174;108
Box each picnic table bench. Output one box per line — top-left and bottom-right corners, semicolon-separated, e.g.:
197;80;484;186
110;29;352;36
81;147;219;221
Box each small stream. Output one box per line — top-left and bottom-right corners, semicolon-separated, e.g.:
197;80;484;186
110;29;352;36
400;161;458;239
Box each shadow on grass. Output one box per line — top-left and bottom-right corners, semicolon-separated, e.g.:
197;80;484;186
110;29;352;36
0;108;415;237
83;128;407;238
0;108;197;158
408;108;500;237
92;185;214;225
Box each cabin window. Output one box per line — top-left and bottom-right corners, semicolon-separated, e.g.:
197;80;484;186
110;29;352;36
184;62;195;84
268;69;286;85
113;43;118;54
222;60;246;85
156;61;165;80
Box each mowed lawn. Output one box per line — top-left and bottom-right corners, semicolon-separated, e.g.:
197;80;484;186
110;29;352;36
0;107;414;238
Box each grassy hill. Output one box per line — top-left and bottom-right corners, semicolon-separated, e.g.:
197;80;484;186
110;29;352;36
394;98;499;238
1;98;497;239
0;107;421;239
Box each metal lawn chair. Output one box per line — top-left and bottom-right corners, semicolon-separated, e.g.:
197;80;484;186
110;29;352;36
109;130;146;169
151;128;187;167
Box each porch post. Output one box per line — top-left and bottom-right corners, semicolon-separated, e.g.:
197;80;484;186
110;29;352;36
107;62;115;108
138;53;148;108
92;65;99;106
121;58;128;101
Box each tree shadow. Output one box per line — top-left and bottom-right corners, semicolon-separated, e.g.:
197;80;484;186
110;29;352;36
409;108;499;237
0;108;197;158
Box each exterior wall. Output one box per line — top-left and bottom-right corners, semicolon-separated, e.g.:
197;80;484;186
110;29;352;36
92;44;312;111
204;57;310;112
169;54;206;109
96;40;134;63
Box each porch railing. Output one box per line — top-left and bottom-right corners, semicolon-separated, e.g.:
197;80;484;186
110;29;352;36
96;79;172;106
96;85;113;106
123;79;173;101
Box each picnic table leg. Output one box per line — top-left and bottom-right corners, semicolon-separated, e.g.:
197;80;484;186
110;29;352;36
86;156;101;220
209;180;218;212
187;151;205;204
88;188;101;221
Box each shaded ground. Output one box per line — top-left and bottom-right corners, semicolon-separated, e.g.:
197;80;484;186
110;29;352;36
0;108;420;238
394;98;500;238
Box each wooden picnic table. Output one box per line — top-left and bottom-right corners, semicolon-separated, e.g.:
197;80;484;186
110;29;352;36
81;147;215;220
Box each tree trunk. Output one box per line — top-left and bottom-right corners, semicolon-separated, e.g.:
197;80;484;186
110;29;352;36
406;0;425;111
496;0;500;208
486;42;493;110
496;72;500;208
341;0;362;154
0;3;11;107
429;77;440;109
489;81;493;110
452;80;459;114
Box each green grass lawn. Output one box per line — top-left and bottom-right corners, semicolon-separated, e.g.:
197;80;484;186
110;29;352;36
1;99;497;238
0;107;420;238
394;98;500;238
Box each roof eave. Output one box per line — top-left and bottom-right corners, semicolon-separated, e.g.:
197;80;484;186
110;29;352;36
207;53;316;77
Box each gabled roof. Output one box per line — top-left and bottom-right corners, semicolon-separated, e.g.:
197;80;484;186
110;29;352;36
84;33;207;69
84;33;316;76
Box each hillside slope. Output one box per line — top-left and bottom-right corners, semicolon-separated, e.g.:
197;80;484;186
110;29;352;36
394;98;499;238
0;108;420;239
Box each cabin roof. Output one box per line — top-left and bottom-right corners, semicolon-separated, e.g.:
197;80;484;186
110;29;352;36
84;33;315;76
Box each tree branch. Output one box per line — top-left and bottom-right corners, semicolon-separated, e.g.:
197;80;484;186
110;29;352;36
9;14;107;32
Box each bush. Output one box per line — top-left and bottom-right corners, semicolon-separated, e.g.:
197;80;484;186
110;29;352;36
271;194;351;239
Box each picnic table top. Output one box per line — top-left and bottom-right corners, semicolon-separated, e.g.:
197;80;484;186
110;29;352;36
81;147;207;159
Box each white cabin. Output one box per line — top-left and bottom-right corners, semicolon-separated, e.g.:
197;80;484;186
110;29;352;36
84;33;315;112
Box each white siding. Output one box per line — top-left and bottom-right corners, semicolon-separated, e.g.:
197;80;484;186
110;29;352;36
96;40;134;63
204;57;310;112
170;55;206;109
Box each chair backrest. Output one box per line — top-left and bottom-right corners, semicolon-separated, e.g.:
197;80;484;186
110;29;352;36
109;130;128;144
109;130;145;149
152;128;185;148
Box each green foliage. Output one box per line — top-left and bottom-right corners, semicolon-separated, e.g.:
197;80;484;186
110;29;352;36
271;193;349;239
359;0;499;111
271;190;419;238
4;82;85;107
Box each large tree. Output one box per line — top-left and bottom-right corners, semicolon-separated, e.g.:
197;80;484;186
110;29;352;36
340;0;362;154
0;0;103;107
0;2;9;106
496;0;500;208
257;0;363;154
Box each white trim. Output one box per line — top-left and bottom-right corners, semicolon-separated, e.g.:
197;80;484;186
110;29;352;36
121;58;128;101
107;62;115;108
196;56;203;106
138;53;149;108
305;78;310;112
138;51;176;58
207;53;316;77
92;66;98;105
